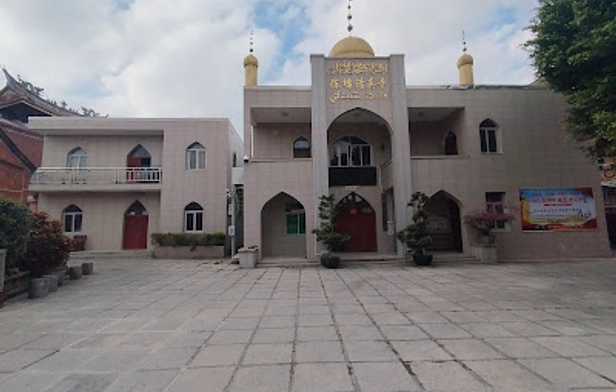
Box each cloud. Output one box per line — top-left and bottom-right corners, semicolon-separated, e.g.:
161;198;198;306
0;0;540;132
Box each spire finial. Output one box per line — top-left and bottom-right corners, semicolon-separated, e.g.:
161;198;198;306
249;30;254;53
462;30;468;53
347;0;353;34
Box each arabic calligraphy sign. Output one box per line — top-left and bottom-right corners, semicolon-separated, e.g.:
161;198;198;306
326;60;390;104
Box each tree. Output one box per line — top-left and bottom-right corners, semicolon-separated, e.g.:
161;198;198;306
0;198;32;274
525;0;616;159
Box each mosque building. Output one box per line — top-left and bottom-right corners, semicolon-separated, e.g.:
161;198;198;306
239;21;610;262
26;10;610;262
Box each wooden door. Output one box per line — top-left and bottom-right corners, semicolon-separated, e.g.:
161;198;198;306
334;210;377;252
123;215;148;249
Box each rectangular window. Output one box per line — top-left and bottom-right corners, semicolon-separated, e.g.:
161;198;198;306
286;212;306;235
186;150;206;170
480;129;498;153
486;192;506;229
185;211;204;232
63;213;83;233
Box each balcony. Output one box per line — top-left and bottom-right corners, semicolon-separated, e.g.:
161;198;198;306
30;167;162;193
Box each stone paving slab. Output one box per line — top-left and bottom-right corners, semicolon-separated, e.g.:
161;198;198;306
0;258;615;391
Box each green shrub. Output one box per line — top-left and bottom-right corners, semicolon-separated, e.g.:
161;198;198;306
21;212;72;277
151;232;227;249
0;197;32;274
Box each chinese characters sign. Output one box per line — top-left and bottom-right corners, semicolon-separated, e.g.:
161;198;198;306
519;188;597;231
327;60;390;104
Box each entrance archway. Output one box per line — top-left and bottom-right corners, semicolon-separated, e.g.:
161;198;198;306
261;193;307;258
425;191;462;252
123;201;148;250
334;192;377;252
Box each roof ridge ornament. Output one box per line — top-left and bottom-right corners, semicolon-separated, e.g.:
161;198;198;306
462;30;468;53
249;30;254;54
347;0;353;35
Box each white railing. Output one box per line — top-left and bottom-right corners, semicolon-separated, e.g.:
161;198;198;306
30;167;162;185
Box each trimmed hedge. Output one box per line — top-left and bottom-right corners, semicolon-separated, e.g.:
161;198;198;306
151;232;226;248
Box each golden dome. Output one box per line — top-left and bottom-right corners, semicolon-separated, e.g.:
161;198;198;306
329;36;375;58
244;54;258;67
457;53;474;68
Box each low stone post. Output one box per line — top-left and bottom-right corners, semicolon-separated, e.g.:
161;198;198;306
0;249;5;308
237;247;258;268
29;278;49;299
42;274;59;292
69;266;82;280
82;262;94;275
55;269;66;287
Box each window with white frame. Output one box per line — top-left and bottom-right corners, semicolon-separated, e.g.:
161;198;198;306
62;204;83;233
329;136;371;167
186;143;206;170
479;119;498;153
285;203;306;235
67;147;87;168
486;192;506;229
184;202;204;232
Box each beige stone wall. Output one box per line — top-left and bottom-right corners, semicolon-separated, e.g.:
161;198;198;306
41;135;163;167
253;124;311;159
38;192;161;251
410;88;611;260
243;160;314;258
159;120;231;234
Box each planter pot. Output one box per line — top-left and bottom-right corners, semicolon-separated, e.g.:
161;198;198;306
321;255;341;269
412;253;433;266
69;266;82;280
237;247;258;268
82;262;94;275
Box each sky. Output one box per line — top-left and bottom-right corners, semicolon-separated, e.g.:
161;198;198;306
0;0;540;132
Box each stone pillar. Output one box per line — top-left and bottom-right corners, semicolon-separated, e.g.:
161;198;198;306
389;55;413;257
311;54;329;256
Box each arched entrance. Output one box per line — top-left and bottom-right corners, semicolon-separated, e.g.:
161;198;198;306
261;193;307;258
334;192;377;252
123;201;148;250
425;191;462;252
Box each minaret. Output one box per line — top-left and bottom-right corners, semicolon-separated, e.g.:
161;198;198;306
244;31;258;86
457;31;474;86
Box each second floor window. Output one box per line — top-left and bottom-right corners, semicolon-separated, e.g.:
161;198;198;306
186;143;206;170
479;119;498;153
330;136;371;167
293;137;311;158
67;148;87;169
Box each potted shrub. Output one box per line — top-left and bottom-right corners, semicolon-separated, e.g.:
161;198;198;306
21;212;72;278
463;206;515;245
397;192;433;266
312;194;350;269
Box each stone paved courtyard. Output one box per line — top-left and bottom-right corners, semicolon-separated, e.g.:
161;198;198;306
1;258;616;392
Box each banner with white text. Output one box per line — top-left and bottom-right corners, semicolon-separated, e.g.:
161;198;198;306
519;188;597;231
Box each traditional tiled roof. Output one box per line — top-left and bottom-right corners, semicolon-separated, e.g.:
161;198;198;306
0;68;81;117
0;118;43;171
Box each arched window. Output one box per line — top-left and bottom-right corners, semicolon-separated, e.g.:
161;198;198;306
479;119;498;153
293;137;311;158
186;143;206;170
67;148;87;169
127;145;151;168
184;202;203;232
329;136;371;167
62;204;83;233
444;131;458;155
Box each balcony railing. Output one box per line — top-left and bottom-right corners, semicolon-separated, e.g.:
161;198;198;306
30;167;162;185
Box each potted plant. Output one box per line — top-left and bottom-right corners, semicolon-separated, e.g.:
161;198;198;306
312;194;350;269
397;192;433;266
463;206;515;245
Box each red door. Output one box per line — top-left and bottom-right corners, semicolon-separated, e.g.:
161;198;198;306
123;215;148;249
334;210;377;252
